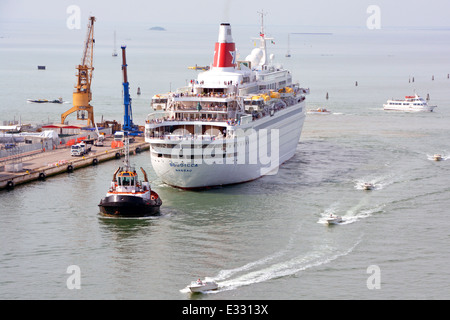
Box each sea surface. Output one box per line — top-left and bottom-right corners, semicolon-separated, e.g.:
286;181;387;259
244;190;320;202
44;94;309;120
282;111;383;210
1;19;450;300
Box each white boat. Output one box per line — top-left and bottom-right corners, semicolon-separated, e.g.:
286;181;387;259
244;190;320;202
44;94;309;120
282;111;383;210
383;94;436;112
188;279;219;293
325;214;343;225
433;154;443;161
307;107;330;114
144;14;309;189
363;182;374;190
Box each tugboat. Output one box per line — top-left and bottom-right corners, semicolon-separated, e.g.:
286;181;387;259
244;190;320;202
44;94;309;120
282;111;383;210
98;134;162;217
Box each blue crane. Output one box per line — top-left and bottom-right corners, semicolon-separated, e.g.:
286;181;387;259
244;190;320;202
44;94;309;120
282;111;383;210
120;45;141;135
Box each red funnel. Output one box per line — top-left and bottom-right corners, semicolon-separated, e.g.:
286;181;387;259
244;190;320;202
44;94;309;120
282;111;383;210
212;23;236;69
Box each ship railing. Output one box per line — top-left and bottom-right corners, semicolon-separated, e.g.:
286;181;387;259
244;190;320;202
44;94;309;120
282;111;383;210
146;117;236;125
174;106;228;112
172;92;237;99
147;133;225;142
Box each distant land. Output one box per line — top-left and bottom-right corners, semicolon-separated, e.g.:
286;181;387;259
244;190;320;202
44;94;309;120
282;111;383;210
291;32;333;35
149;26;166;31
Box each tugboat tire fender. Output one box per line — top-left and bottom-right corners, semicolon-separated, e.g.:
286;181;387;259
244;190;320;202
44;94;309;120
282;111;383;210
6;180;14;189
115;152;121;159
38;172;46;180
67;164;74;172
93;158;98;165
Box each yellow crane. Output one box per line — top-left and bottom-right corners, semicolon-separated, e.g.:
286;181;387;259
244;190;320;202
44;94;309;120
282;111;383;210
61;16;96;126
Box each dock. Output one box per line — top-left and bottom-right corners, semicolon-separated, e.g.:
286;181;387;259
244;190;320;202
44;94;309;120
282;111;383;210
0;136;149;191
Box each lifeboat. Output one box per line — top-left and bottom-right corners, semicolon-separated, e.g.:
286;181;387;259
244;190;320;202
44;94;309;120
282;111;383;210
270;91;280;99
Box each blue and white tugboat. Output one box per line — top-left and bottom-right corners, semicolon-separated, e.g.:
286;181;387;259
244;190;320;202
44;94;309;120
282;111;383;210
99;134;162;217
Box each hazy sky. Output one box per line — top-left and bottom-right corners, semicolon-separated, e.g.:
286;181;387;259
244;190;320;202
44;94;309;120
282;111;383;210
1;0;450;28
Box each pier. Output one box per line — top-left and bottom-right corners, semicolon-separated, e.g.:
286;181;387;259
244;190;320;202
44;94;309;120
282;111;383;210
0;136;149;191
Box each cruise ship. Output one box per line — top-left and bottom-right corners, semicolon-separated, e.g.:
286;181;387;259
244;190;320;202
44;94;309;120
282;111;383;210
144;17;309;189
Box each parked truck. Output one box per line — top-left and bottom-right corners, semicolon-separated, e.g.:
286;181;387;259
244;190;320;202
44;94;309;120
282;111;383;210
114;131;134;143
71;142;91;156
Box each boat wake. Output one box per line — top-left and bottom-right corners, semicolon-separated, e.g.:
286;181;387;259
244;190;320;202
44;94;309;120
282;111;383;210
180;225;302;294
215;226;300;282
209;238;362;293
317;200;385;225
181;226;362;294
98;214;161;220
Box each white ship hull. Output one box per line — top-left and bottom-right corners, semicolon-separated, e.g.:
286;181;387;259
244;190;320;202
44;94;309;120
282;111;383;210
149;102;305;189
383;104;436;112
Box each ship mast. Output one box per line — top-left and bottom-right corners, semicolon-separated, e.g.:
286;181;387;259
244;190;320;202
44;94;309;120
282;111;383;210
255;10;273;67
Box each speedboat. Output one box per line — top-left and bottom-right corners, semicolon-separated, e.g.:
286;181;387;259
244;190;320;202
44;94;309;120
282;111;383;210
433;154;443;161
363;182;374;190
27;98;64;104
325;214;343;225
27;99;49;103
188;279;219;293
50;98;64;104
307;107;330;114
98;135;162;217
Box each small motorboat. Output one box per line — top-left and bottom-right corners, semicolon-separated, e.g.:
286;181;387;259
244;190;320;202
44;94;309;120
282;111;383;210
325;214;343;225
27;98;64;104
98;135;162;217
188;279;219;293
27;99;48;103
49;98;64;104
307;107;331;114
188;65;210;71
433;154;443;161
363;182;374;190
